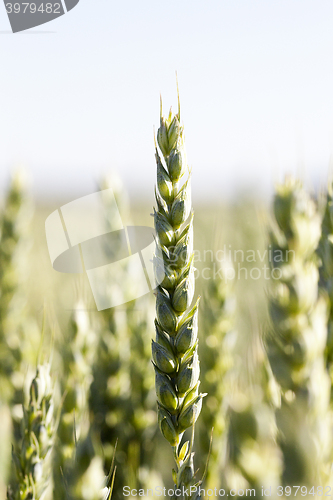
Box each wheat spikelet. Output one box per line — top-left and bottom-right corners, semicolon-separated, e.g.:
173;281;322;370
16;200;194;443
265;177;330;486
152;96;205;497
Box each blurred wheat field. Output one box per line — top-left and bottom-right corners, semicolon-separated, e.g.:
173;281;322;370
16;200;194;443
1;167;332;500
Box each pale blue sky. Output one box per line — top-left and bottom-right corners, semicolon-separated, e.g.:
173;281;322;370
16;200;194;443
0;0;333;201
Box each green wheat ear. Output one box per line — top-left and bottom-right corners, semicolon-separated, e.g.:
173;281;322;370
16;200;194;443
266;176;330;487
317;181;333;395
53;300;96;500
152;94;206;497
9;363;55;500
89;173;140;498
68;431;115;500
0;404;12;499
224;319;282;495
0;169;33;406
199;260;236;490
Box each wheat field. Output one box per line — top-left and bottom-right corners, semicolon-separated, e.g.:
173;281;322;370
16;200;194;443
1;148;332;500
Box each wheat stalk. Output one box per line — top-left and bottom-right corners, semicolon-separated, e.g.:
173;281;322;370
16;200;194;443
9;363;55;500
265;177;330;486
152;95;205;497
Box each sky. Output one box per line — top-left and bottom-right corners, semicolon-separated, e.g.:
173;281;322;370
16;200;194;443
0;0;333;202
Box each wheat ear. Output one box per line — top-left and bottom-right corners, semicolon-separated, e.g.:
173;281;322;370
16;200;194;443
53;300;96;500
9;363;55;500
198;260;236;489
0;170;32;406
67;430;115;500
317;182;333;398
89;174;134;499
225;386;282;495
0;404;12;498
152;96;205;496
126;298;162;491
266;177;330;486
